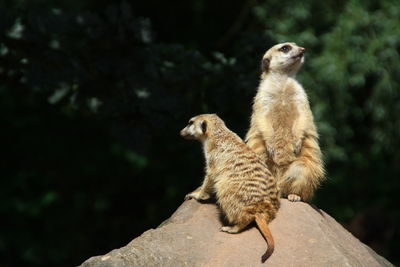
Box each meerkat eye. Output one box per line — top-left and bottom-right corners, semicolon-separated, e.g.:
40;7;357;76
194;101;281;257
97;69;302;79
279;45;291;53
188;120;193;125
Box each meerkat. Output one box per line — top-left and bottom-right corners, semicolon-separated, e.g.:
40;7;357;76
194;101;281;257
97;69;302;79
180;114;280;262
245;42;325;202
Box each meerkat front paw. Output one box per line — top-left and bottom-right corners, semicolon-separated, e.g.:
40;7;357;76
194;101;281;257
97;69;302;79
267;145;275;157
185;191;210;201
287;194;301;202
184;191;200;200
294;139;303;156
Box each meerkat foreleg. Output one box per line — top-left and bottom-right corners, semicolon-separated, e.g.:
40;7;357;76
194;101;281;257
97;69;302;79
246;127;265;152
185;173;214;201
258;119;275;158
293;139;303;156
263;137;275;159
246;120;275;160
292;114;308;156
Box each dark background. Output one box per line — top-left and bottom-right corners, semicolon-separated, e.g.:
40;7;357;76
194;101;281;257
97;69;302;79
1;0;399;266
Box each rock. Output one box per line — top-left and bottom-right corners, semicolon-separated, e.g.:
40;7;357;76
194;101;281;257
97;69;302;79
79;199;393;267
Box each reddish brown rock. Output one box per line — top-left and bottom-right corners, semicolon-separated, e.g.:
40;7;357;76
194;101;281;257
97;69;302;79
80;199;393;267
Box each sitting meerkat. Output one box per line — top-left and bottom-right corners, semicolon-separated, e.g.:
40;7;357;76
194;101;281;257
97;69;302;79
181;114;279;262
245;42;325;202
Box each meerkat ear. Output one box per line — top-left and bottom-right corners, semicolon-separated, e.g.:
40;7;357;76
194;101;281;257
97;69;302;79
201;120;207;134
261;57;270;72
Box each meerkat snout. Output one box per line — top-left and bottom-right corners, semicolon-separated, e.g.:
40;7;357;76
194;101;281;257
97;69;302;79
296;47;305;57
180;128;189;138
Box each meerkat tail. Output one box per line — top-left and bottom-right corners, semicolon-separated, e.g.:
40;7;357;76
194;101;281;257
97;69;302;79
255;213;274;262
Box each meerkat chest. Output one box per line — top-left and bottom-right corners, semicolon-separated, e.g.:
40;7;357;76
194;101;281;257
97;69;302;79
254;78;308;134
258;79;305;114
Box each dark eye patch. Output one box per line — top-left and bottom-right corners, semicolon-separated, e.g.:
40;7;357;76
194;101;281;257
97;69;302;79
201;121;207;133
279;45;292;53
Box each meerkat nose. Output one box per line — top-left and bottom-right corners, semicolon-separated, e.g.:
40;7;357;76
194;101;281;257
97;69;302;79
299;47;305;54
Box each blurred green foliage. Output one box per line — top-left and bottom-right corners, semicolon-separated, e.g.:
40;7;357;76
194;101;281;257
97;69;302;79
1;0;399;266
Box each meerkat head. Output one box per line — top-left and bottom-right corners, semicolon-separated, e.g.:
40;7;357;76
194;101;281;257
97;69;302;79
261;42;305;76
180;114;224;141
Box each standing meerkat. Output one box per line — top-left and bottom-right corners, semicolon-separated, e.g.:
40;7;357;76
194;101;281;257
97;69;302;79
180;114;279;262
245;42;325;202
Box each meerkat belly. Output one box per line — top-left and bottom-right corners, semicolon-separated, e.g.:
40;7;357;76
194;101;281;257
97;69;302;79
267;95;300;165
268;97;298;136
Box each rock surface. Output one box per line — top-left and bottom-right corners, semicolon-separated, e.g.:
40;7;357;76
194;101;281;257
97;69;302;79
80;199;393;267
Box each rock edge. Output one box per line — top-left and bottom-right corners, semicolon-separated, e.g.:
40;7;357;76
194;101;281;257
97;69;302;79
80;199;393;267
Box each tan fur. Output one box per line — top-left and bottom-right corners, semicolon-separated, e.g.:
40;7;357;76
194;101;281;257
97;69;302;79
245;42;325;202
181;114;280;262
